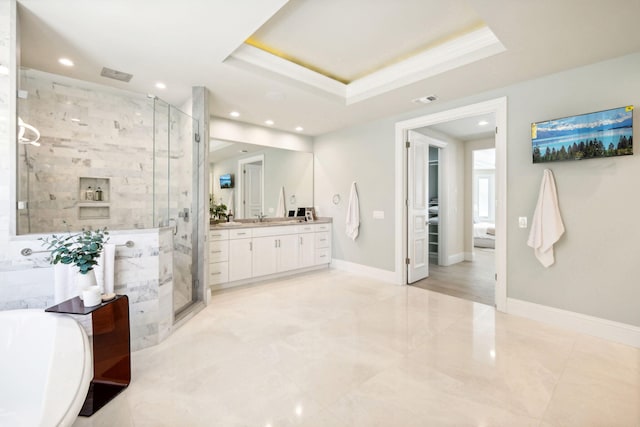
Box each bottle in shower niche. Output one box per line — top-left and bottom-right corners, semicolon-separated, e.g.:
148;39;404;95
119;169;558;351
85;186;94;201
95;187;103;201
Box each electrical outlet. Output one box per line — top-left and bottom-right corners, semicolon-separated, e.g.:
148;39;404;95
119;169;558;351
518;216;527;228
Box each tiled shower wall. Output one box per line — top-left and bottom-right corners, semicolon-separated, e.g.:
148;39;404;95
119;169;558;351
1;35;173;349
171;104;195;312
17;69;155;233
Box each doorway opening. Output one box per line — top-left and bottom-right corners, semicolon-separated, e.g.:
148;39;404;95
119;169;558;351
395;98;507;311
237;155;264;219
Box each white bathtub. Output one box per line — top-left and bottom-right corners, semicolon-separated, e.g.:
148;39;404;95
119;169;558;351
0;309;92;427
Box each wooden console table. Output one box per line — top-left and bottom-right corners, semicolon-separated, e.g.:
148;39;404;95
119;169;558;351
46;295;131;416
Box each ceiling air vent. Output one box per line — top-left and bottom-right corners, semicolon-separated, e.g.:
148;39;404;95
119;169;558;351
100;67;133;82
412;95;438;104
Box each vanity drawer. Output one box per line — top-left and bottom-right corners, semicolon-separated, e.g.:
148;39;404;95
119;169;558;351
209;230;229;241
209;262;229;285
315;232;330;249
315;248;331;264
230;229;252;239
315;223;331;232
297;224;315;234
209;240;229;263
252;226;295;238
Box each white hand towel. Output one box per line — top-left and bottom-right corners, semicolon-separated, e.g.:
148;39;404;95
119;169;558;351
345;181;360;241
275;186;286;218
527;169;565;267
54;263;77;304
95;243;116;294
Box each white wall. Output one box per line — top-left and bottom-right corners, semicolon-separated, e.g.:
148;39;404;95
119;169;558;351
314;52;640;327
314;119;396;271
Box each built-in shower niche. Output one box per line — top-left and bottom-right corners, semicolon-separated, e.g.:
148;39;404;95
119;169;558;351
78;176;110;220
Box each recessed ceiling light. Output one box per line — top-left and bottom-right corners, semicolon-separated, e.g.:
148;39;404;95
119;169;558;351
155;82;166;90
478;120;489;126
230;111;240;118
0;64;8;75
71;118;80;122
295;126;304;132
265;120;274;126
58;58;74;67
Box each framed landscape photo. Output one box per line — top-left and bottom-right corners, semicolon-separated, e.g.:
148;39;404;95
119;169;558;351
531;106;633;163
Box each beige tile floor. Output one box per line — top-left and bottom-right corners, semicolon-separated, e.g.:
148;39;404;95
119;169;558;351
73;269;640;427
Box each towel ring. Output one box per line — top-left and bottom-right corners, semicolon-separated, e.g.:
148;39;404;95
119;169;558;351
332;194;341;205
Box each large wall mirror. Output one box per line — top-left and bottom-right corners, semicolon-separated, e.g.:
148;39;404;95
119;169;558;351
209;139;313;220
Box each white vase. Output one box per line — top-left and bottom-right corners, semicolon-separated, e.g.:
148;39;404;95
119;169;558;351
77;269;97;300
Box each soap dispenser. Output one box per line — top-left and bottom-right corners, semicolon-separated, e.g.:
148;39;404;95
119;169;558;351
227;210;233;222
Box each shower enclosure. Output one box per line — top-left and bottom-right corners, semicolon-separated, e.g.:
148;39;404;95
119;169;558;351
153;98;200;315
16;68;201;318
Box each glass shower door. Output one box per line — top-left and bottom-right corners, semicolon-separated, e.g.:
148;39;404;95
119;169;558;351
154;98;200;316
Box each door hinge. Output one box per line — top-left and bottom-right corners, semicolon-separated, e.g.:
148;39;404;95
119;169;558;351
495;273;497;280
495;127;498;134
194;133;201;143
405;257;411;265
406;141;410;148
405;199;409;207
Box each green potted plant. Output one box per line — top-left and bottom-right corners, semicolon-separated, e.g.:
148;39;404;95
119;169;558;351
40;227;110;293
209;194;227;222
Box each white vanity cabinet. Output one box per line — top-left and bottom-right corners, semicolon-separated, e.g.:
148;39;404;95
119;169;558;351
209;221;332;290
209;230;229;285
298;224;316;268
315;223;332;265
228;229;253;282
251;226;299;276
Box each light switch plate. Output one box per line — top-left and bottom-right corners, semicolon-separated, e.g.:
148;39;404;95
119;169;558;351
373;210;385;219
518;216;527;228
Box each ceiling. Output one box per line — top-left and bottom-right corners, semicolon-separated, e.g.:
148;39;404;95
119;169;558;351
426;112;496;141
210;139;267;162
16;0;640;137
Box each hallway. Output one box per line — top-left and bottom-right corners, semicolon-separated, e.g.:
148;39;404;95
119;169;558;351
412;248;495;306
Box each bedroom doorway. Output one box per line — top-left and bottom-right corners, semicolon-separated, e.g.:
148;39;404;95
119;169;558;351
408;118;496;306
396;97;507;310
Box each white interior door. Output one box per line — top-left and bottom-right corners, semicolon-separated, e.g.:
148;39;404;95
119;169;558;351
243;162;263;218
407;135;429;283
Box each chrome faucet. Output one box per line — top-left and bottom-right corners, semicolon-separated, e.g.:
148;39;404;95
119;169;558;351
256;213;267;222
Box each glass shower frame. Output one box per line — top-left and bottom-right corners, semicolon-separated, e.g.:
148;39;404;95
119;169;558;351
153;98;201;317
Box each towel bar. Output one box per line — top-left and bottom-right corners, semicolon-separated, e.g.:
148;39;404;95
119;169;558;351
20;240;134;257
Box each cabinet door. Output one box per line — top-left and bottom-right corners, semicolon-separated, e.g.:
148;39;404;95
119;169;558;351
229;238;252;281
277;234;299;272
298;234;315;268
252;236;278;277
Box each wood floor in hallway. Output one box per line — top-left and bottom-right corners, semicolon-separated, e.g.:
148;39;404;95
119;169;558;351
411;248;495;306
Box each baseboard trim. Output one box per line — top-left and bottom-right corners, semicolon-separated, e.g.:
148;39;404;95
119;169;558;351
464;251;474;261
507;298;640;348
443;252;465;266
331;259;397;284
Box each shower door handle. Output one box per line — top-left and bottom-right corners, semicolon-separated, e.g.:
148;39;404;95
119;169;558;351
168;218;178;235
